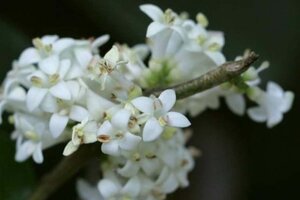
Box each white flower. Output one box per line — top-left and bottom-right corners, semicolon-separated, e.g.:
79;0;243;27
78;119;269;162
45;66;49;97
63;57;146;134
117;142;161;177
63;119;98;156
47;81;89;138
97;109;141;156
12;113;60;164
98;176;141;200
87;45;125;90
247;82;294;128
131;89;191;141
140;4;184;38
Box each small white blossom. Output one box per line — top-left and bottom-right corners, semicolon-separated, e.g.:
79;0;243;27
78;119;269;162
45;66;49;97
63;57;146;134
97;109;141;156
131;89;191;141
247;82;294;128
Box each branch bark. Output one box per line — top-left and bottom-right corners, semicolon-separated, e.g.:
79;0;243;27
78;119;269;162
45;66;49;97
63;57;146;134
144;51;259;99
29;51;258;200
29;143;100;200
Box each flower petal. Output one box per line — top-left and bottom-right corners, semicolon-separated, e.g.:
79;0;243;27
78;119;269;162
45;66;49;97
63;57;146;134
158;89;176;112
161;173;179;193
50;114;69;138
101;140;120;156
247;107;267;122
18;47;41;66
38;55;59;75
225;93;245;116
143;117;163;142
267;81;284;98
119;132;141;150
122;176;141;197
52;38;75;53
140;4;164;21
111;109;131;130
281;91;294;112
63;141;79;156
69;105;89;122
104;45;119;64
74;48;93;68
131;97;154;114
92;35;110;53
117;160;140;177
98;179;120;198
26;87;48;111
146;21;167;37
50;81;71;100
165;112;191;127
32;143;44;164
98;121;114;136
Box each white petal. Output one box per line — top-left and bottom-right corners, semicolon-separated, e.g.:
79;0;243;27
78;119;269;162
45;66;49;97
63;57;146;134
50;114;69;138
58;59;71;78
98;121;114;136
267;111;283;128
111;109;131;130
98;179;120;198
69;105;89;122
247;107;267;122
122;177;141;197
40;93;58;112
41;35;58;44
117;161;140;177
143;117;163;142
8;86;26;101
104;45;119;64
63;141;79;156
38;55;59;75
32;143;44;164
18;47;41;66
158;89;176;112
50;81;71;100
15;141;35;162
131;97;154;114
166;112;191;127
52;38;75;53
26;87;47;111
146;22;167;37
119;132;141;150
267;81;284;98
225;94;245;116
281;91;294;112
161;173;179;193
91;35;110;53
140;4;164;21
75;48;93;68
101;141;120;156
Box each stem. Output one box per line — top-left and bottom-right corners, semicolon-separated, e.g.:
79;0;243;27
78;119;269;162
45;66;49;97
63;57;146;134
29;143;100;200
29;51;258;200
144;51;259;99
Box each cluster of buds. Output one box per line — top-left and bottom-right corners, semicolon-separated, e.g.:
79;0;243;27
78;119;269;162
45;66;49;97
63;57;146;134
0;4;294;200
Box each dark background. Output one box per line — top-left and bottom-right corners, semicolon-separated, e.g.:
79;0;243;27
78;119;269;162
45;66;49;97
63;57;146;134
0;0;299;199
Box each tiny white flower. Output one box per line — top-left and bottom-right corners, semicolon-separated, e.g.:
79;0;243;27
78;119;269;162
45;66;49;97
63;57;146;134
98;176;141;199
247;82;294;128
63;119;98;156
97;109;141;156
132;89;191;141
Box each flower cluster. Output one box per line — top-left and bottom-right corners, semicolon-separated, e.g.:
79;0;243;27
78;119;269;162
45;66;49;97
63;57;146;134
0;3;294;200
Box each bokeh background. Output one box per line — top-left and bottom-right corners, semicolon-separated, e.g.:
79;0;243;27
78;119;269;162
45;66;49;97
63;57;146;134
0;0;299;199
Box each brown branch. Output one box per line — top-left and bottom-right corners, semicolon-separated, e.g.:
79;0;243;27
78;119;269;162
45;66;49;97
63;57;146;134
144;51;259;99
29;51;258;200
29;143;100;200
